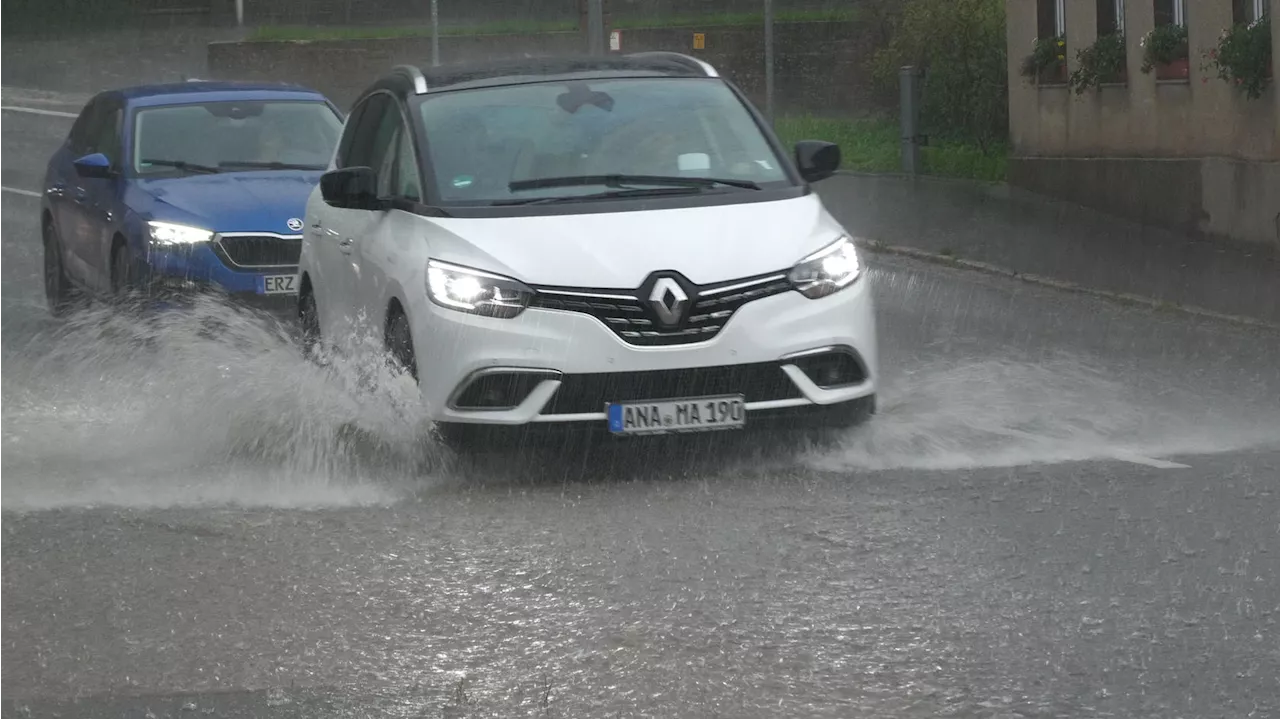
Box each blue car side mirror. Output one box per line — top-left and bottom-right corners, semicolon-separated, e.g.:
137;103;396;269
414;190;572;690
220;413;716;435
73;153;115;179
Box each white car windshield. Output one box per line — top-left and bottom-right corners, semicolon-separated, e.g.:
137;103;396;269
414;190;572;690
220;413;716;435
132;99;342;175
417;77;792;204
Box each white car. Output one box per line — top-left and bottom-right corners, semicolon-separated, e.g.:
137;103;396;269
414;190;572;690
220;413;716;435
297;53;877;442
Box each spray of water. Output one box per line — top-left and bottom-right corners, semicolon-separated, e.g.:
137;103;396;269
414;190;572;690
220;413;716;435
804;355;1280;472
4;292;1277;511
1;296;447;511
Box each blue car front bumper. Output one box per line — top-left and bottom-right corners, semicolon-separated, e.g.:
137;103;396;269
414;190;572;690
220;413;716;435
144;241;299;313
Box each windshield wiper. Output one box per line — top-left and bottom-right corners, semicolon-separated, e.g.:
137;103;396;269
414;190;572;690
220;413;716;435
220;160;327;171
508;174;762;192
492;186;708;206
139;158;221;174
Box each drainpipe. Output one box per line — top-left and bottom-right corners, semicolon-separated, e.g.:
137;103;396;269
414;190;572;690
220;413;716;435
587;0;605;56
764;0;775;122
899;65;926;175
431;0;440;66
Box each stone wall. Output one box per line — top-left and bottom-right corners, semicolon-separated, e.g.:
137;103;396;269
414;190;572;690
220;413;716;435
1003;0;1280;247
206;20;886;115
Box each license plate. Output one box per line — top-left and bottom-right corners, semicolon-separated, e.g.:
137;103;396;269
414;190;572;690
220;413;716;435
607;395;745;436
261;273;297;295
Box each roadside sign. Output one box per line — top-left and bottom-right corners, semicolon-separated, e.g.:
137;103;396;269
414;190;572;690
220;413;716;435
610;30;621;52
693;33;705;50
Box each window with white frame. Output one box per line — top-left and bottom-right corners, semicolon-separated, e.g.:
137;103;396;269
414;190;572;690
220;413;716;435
1233;0;1268;24
1037;0;1066;38
1097;0;1126;35
1153;0;1186;26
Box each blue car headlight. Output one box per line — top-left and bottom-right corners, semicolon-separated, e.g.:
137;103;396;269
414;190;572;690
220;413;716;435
148;221;213;247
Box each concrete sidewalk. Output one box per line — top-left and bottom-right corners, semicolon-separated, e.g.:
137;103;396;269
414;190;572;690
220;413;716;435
816;173;1280;327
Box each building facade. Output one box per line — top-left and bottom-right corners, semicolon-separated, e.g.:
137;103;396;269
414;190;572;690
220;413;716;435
1006;0;1279;247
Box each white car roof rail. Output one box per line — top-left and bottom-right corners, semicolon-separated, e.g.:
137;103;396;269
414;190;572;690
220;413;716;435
392;64;429;94
625;51;719;78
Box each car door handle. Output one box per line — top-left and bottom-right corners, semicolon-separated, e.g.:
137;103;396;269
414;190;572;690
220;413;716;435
311;221;342;239
73;187;87;203
338;238;355;255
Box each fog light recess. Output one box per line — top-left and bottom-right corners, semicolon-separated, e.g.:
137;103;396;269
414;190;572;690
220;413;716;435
791;350;866;388
450;370;558;410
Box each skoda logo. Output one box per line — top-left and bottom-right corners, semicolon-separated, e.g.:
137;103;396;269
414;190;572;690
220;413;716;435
648;276;689;326
286;217;304;232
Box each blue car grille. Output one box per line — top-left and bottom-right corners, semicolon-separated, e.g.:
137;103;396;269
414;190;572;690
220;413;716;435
214;234;301;269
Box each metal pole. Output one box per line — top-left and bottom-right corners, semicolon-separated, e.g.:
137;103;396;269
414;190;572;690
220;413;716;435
899;65;921;175
235;0;243;26
431;0;440;66
587;0;605;56
764;0;775;122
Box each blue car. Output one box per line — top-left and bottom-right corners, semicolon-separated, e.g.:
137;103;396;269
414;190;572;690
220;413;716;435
40;80;344;315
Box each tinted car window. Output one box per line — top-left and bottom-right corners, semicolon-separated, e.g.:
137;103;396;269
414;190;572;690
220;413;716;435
346;93;418;201
341;93;392;169
386;123;421;201
131;99;342;174
94;105;123;167
334;98;372;169
67;99;100;156
415;77;792;204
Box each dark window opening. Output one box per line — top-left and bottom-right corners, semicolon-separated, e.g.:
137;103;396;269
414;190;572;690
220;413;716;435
1153;0;1180;26
1037;0;1061;39
1233;0;1267;24
1097;0;1123;36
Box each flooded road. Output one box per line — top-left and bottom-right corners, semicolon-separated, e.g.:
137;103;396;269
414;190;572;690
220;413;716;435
4;102;1280;718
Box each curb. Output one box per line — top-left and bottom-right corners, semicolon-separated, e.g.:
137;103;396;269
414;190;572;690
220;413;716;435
854;239;1280;333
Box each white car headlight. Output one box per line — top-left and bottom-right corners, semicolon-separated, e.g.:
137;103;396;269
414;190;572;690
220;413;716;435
788;236;862;299
148;221;213;246
426;259;534;319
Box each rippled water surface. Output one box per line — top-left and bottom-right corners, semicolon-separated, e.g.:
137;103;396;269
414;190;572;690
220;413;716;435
4;258;1279;717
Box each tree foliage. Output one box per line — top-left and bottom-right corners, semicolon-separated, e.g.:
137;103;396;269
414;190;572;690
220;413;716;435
871;0;1008;152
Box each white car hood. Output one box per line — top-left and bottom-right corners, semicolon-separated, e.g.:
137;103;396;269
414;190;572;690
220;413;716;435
426;192;848;288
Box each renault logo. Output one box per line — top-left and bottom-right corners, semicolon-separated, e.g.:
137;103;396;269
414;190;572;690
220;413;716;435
649;276;688;326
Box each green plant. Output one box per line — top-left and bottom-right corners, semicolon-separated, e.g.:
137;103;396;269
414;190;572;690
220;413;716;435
1140;23;1189;73
870;0;1008;153
1069;32;1127;93
1201;16;1273;100
1021;35;1067;79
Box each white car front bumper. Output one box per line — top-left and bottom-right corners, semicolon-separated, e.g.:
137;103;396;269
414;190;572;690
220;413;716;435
404;274;878;429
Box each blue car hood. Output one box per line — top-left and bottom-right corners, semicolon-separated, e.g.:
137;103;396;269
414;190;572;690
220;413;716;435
137;171;321;234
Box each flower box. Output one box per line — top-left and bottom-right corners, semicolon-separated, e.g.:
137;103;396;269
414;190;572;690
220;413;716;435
1156;57;1190;80
1038;61;1069;85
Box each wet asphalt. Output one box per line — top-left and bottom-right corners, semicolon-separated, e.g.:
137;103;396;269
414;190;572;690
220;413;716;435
3;97;1280;719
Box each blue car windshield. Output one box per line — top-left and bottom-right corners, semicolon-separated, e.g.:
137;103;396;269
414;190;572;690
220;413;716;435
132;99;342;175
415;77;793;204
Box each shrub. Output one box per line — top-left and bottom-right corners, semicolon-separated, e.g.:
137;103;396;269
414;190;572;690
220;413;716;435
1139;23;1189;73
1201;16;1273;100
871;0;1008;153
1069;32;1127;93
1022;35;1067;79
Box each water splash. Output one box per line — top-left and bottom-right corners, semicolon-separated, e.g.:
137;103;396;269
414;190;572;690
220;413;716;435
4;295;1277;511
805;356;1280;472
1;297;446;511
